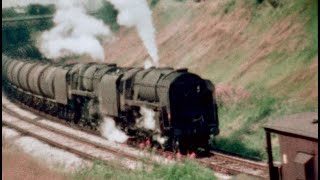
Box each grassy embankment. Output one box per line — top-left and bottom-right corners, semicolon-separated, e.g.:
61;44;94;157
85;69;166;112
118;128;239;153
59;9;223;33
207;0;318;160
2;4;55;58
150;0;318;160
71;160;217;180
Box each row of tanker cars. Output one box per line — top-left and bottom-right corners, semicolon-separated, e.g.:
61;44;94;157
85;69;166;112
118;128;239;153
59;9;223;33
2;54;219;155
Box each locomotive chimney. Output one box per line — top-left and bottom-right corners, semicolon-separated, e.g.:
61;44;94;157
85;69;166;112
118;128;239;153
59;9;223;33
176;68;188;72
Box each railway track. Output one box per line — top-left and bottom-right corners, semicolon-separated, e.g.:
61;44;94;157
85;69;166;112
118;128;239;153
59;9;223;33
2;98;172;170
2;97;269;179
157;149;269;179
2;111;143;170
199;152;268;179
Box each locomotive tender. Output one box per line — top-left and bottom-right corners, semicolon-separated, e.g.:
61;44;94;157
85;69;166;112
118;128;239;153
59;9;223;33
2;54;219;154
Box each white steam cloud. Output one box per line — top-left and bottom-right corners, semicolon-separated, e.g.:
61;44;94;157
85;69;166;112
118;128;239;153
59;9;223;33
5;0;159;66
136;107;156;130
137;106;156;130
100;117;128;143
144;58;154;69
107;0;159;67
137;106;167;145
37;0;111;61
153;134;167;145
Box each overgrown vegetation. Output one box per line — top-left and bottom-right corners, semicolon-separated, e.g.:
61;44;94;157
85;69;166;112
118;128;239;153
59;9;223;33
2;5;55;59
2;4;55;18
94;1;119;32
72;160;217;180
213;95;278;160
26;4;55;15
2;8;20;18
150;0;160;8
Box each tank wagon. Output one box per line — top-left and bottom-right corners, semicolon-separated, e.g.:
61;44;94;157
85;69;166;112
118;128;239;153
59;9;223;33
2;55;219;154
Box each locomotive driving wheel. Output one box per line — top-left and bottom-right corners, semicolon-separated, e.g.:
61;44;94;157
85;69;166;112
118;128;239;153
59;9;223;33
172;136;188;155
193;136;211;157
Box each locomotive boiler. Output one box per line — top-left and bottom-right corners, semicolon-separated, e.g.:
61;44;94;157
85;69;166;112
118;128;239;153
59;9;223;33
2;54;219;154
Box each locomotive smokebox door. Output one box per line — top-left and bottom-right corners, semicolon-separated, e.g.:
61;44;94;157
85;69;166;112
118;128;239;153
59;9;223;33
99;75;120;117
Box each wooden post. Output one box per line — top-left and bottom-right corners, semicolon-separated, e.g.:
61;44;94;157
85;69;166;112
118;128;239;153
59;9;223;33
266;131;275;179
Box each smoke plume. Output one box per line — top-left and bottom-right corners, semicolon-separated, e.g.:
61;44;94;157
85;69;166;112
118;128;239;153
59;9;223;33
107;0;159;67
37;0;111;61
100;117;128;143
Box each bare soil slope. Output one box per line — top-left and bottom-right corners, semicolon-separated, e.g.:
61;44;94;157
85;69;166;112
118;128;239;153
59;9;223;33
2;143;66;180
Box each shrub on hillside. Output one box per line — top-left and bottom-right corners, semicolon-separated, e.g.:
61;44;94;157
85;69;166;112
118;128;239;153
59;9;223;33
212;137;264;160
26;4;55;15
150;0;160;8
175;0;187;2
153;160;217;180
2;8;20;18
94;1;119;32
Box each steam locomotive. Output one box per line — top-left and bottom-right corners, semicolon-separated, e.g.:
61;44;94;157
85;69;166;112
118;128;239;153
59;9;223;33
2;54;219;154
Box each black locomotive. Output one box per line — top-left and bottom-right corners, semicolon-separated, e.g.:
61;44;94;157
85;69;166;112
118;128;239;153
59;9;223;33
2;54;219;154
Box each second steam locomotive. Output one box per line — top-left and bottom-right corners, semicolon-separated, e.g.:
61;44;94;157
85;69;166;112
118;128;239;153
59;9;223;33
2;55;219;154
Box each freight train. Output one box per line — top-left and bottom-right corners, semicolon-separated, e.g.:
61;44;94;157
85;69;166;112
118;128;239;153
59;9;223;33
2;54;219;154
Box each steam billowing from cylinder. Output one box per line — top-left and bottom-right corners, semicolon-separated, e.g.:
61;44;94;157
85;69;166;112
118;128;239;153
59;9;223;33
137;107;167;145
100;117;128;143
137;106;156;130
37;0;111;61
